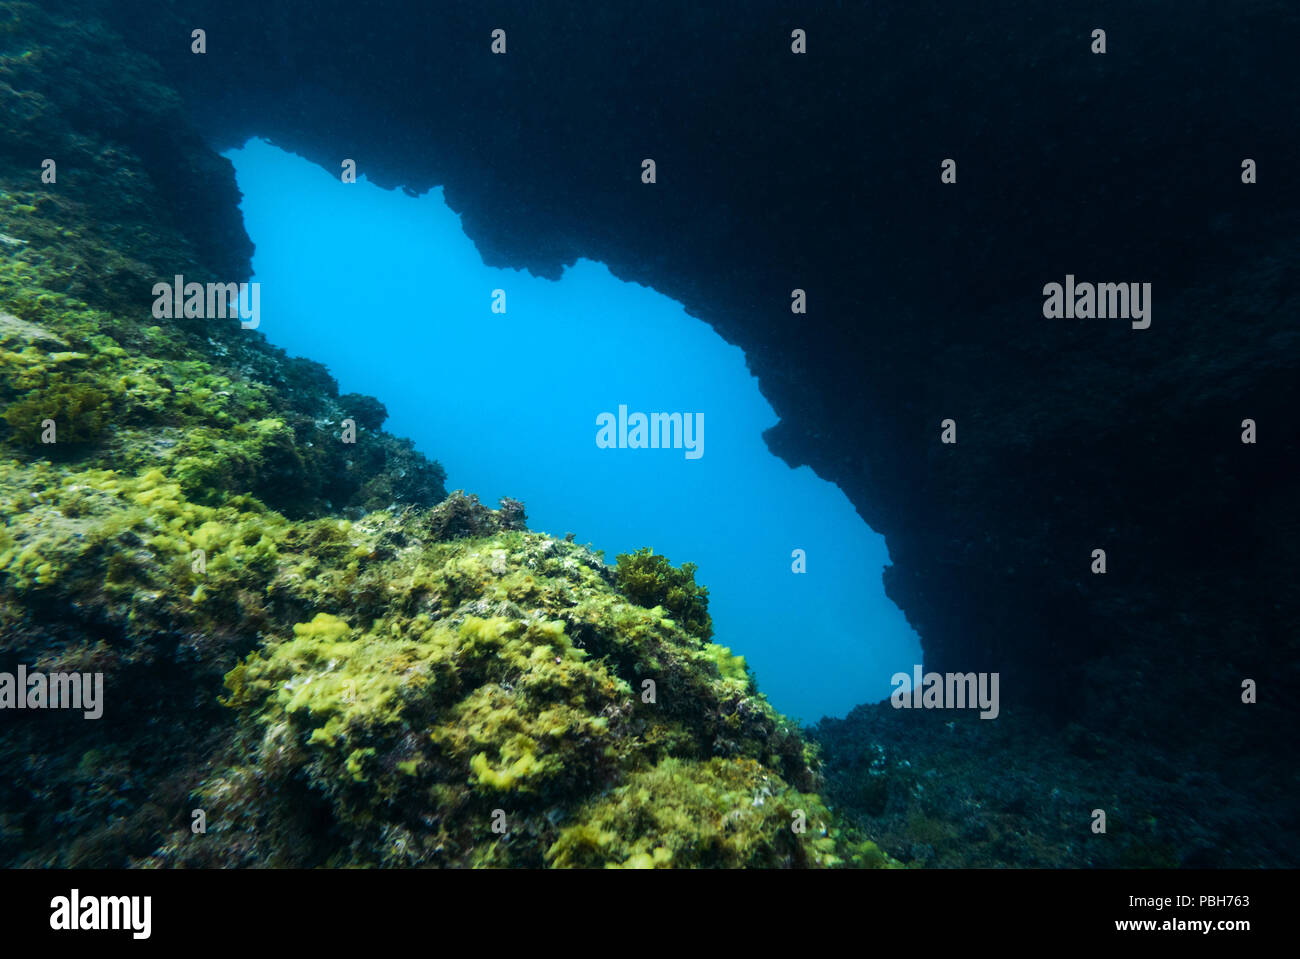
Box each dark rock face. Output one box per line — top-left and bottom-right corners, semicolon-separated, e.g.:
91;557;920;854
0;2;252;307
90;0;1297;832
811;700;1300;868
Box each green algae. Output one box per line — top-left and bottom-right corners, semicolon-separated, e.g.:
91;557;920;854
546;756;895;868
0;0;453;866
2;371;110;444
614;545;714;641
180;524;886;867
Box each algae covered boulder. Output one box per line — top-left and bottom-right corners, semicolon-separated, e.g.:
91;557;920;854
156;520;886;868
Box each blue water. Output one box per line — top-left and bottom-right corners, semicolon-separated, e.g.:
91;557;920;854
226;138;921;722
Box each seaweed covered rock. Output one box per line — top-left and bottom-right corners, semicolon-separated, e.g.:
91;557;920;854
548;757;895;869
147;525;885;868
614;546;713;642
423;489;528;541
0;2;446;520
0;0;447;865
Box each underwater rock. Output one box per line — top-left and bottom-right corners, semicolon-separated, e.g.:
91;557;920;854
423;490;527;542
810;700;1296;867
146;526;881;867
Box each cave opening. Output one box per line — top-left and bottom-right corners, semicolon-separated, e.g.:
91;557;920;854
226;136;921;722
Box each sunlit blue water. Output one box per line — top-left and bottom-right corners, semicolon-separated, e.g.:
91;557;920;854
227;138;921;721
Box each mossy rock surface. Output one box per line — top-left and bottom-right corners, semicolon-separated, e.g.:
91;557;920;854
154;522;886;868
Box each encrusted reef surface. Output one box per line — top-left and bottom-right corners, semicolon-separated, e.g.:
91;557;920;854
151;510;874;868
0;2;883;868
812;701;1297;868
